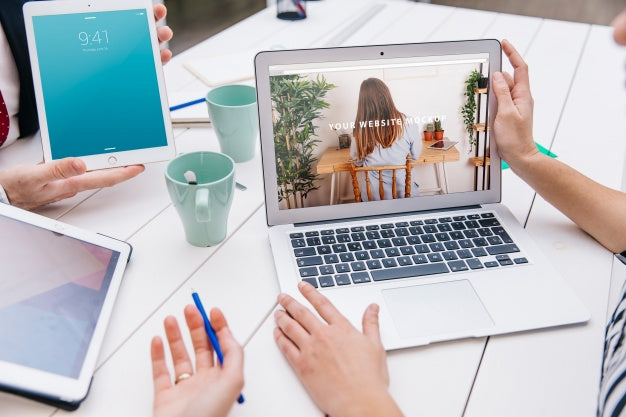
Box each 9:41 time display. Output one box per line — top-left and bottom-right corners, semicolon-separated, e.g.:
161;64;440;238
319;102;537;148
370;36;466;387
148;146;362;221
78;30;108;46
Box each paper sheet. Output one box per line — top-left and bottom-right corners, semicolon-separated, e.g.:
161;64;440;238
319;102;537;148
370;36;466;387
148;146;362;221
183;49;257;87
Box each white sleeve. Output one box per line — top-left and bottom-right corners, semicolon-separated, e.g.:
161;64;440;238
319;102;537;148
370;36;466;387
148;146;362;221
408;124;422;160
0;183;10;205
350;137;362;166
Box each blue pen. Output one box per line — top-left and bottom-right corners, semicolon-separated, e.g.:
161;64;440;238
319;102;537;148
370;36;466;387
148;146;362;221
192;291;245;404
170;98;206;112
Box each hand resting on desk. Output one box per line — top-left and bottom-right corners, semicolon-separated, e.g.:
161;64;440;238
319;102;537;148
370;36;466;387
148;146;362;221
151;305;244;417
274;282;404;417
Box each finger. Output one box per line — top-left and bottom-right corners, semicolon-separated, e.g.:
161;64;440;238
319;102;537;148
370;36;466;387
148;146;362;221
153;3;167;22
612;9;626;45
210;308;244;380
37;165;144;206
492;72;515;111
274;309;310;348
47;165;144;196
274;327;301;367
73;165;145;190
163;316;194;379
502;71;514;91
298;281;348;326
184;305;214;369
160;49;173;64
501;39;530;90
361;303;382;345
157;26;173;44
151;336;172;394
31;158;86;183
277;292;323;333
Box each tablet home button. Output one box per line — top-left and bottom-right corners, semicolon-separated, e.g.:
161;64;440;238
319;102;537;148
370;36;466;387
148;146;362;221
108;156;118;165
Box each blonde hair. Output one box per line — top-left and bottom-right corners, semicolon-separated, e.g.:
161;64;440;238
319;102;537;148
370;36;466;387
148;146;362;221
352;78;404;160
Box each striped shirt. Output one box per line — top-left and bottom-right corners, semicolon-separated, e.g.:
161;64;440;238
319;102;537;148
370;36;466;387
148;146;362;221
598;252;626;417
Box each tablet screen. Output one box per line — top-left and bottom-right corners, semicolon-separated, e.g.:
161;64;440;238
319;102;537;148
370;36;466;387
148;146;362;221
31;9;167;159
0;215;121;379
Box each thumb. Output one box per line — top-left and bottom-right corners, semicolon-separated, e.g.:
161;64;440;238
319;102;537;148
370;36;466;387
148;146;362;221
33;158;86;183
492;72;514;110
362;303;382;344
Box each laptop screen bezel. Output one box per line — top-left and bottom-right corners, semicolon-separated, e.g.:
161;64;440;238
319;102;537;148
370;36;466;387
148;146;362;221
255;40;502;226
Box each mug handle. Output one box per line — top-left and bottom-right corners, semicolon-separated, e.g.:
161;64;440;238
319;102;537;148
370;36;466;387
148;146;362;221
195;188;211;222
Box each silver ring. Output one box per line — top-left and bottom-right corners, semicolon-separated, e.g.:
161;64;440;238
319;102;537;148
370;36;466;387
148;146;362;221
174;372;192;384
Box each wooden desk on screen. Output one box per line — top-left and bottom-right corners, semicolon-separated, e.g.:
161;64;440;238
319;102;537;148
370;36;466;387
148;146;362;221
316;140;460;204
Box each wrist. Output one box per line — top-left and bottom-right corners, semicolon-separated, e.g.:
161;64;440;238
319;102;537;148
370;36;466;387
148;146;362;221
501;139;541;171
0;172;10;205
336;390;403;417
0;183;9;205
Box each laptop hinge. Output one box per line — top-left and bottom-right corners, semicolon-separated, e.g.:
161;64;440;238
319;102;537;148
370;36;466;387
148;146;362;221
294;205;482;227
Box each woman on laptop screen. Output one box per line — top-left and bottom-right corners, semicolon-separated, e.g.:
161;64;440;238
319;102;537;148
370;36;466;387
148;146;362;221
350;78;421;201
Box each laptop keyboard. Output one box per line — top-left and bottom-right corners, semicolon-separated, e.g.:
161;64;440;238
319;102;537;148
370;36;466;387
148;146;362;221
289;212;528;288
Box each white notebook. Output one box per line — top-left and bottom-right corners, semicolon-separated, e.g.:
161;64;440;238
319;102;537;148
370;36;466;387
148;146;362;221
183;49;256;87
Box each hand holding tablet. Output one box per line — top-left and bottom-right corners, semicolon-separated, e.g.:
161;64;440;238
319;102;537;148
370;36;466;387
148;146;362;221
0;1;175;210
24;0;176;171
0;158;144;210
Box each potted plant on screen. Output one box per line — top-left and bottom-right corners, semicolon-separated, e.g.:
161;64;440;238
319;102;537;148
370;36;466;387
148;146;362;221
423;122;434;141
332;126;351;149
270;74;335;209
462;69;481;152
434;118;444;141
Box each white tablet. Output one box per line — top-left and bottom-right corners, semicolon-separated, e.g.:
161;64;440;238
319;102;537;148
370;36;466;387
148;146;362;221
23;0;175;171
0;204;132;410
427;140;458;150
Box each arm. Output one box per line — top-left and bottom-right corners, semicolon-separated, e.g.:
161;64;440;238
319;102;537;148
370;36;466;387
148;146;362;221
493;40;626;253
349;136;361;165
151;306;244;417
408;123;421;160
274;282;403;417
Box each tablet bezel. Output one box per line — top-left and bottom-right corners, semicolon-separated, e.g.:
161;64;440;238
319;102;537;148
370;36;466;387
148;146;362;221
23;0;175;171
0;203;132;406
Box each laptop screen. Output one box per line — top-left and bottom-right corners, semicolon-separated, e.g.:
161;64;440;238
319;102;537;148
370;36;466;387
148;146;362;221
268;52;491;211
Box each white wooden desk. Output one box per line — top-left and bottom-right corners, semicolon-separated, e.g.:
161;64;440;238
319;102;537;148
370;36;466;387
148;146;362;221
1;1;625;416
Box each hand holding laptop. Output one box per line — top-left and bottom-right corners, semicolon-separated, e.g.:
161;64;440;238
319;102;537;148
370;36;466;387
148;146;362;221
274;282;404;417
490;40;537;168
492;39;626;253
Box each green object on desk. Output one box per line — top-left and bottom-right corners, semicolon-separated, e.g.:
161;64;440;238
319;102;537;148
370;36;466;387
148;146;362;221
165;152;235;247
501;142;557;170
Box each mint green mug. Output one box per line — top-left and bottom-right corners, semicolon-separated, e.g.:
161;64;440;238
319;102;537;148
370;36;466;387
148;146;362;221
165;152;235;247
206;85;259;163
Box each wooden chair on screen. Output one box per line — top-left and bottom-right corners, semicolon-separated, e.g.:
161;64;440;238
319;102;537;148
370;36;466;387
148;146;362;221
349;154;413;202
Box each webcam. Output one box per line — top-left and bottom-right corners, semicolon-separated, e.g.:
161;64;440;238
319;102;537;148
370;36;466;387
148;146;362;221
380;51;384;56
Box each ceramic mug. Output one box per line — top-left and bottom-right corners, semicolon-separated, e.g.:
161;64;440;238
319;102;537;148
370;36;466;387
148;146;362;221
206;85;259;163
165;151;235;247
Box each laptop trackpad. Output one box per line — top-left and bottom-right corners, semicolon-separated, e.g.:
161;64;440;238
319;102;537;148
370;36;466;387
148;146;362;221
382;280;494;339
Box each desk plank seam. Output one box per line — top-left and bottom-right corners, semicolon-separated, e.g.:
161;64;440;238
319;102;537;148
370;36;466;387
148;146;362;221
523;24;592;228
91;204;264;374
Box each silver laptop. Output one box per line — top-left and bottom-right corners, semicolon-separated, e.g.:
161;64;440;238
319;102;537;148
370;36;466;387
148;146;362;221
254;40;589;350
